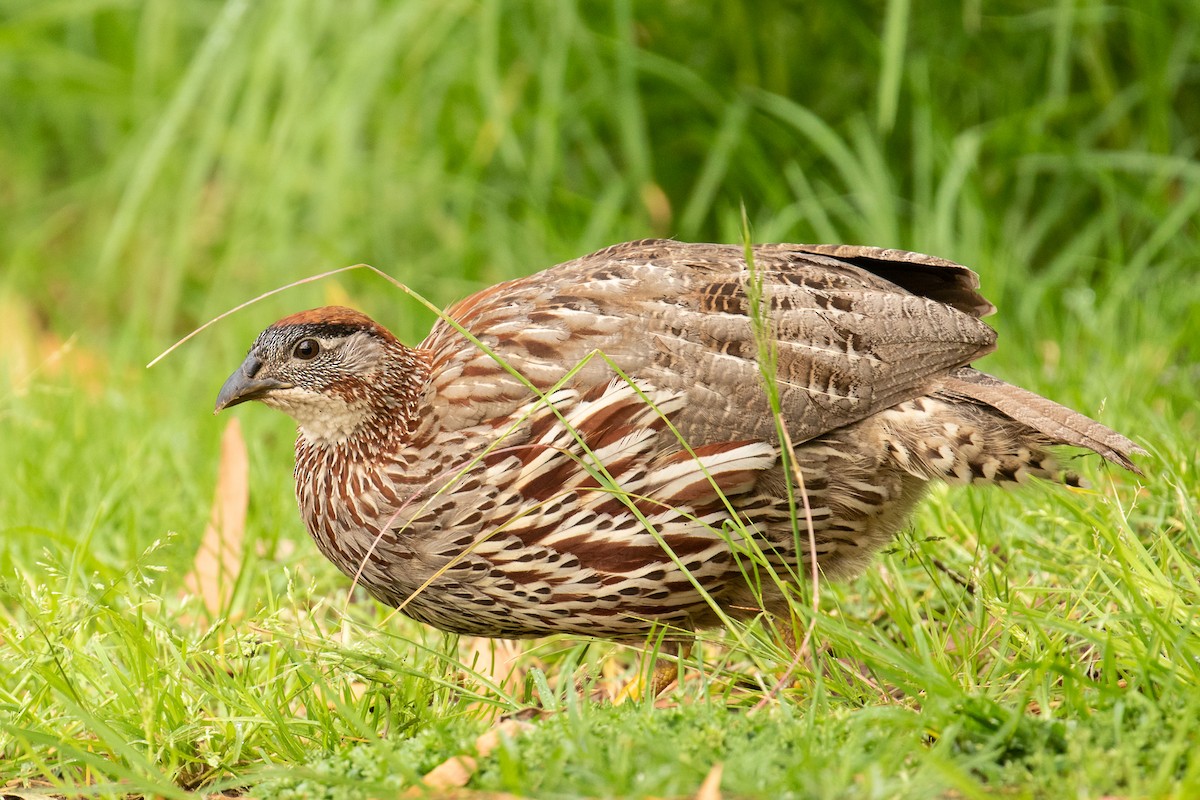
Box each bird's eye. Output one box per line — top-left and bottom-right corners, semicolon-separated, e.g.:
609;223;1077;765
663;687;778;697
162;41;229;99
292;338;320;360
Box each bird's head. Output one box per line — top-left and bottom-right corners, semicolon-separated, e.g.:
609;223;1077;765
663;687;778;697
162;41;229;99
215;306;422;446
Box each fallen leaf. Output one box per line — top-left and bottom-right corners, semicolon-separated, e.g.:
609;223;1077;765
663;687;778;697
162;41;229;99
472;719;532;757
695;762;723;800
412;719;533;794
184;418;248;617
463;637;526;716
419;755;478;792
1;291;107;396
392;792;524;800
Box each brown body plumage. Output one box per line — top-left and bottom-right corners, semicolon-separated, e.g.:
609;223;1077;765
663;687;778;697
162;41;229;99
216;240;1142;639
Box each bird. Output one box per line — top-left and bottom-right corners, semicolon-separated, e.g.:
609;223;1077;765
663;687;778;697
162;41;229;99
215;239;1142;641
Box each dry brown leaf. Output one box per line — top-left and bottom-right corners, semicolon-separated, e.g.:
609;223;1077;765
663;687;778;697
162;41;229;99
473;719;532;756
419;755;478;792
1;291;107;396
463;637;526;715
695;762;723;800
411;719;533;795
184;418;248;617
393;792;525;800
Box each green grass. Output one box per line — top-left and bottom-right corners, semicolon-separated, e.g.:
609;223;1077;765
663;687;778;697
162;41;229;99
2;0;1199;797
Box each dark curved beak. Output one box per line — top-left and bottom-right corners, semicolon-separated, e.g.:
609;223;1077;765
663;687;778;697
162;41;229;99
214;354;291;413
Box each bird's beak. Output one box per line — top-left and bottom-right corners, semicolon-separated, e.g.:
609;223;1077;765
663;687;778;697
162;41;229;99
214;355;291;413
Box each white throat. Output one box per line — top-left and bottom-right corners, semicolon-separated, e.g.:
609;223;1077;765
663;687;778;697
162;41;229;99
265;390;369;446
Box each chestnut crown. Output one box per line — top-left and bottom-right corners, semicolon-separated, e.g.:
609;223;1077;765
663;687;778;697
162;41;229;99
215;306;410;445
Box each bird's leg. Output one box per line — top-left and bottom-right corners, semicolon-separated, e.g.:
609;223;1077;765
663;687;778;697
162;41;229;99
749;615;812;712
648;639;689;697
614;639;693;703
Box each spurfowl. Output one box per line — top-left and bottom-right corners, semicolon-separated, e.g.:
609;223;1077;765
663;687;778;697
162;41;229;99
216;240;1142;639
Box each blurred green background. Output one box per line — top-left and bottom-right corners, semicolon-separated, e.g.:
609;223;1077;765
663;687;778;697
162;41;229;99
4;0;1196;339
1;0;1197;795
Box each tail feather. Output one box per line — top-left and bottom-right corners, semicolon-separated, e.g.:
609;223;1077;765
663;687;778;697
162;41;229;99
939;368;1144;475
